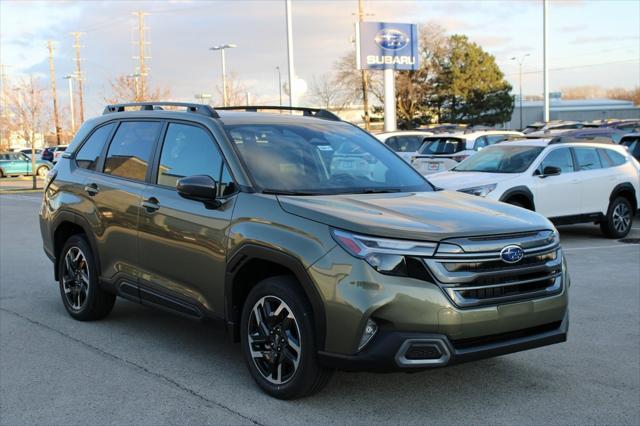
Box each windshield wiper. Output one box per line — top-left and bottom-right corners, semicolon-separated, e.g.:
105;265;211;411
350;188;401;194
262;189;318;196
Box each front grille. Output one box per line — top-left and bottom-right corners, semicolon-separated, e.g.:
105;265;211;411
425;230;563;308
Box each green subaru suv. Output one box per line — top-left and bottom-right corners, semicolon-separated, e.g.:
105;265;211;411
39;103;569;399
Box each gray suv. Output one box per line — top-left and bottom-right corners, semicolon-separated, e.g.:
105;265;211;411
39;103;569;399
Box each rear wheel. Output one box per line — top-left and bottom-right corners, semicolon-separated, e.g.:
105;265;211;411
240;276;333;399
600;197;633;238
58;235;115;320
36;165;49;177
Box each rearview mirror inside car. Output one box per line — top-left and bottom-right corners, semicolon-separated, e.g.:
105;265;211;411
177;175;220;208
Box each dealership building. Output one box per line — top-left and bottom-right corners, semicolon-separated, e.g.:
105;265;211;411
505;97;640;129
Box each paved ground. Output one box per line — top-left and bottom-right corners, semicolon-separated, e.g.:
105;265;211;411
1;192;639;425
0;176;45;192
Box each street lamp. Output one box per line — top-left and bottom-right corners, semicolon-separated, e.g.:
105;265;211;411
209;44;237;107
63;75;75;133
511;53;530;130
275;66;283;107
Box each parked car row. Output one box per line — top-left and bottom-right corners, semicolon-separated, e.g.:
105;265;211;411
0;152;53;178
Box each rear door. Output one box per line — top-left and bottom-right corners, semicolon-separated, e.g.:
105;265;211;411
530;147;582;217
80;120;162;282
137;122;237;316
572;147;611;214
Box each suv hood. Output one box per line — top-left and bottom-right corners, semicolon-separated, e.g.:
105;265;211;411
428;171;518;191
277;191;553;241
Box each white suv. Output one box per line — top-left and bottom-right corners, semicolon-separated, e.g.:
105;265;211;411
376;131;432;162
429;138;640;238
411;130;523;175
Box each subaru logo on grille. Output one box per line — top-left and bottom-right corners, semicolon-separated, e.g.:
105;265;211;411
374;29;410;50
500;245;524;264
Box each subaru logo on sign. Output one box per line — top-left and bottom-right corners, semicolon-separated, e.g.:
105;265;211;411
500;245;524;264
374;29;410;50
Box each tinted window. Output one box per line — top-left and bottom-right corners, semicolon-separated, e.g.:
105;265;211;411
539;148;574;173
219;163;236;197
225;122;430;194
393;135;424;152
473;136;487;150
454;145;543;173
104;121;161;181
76;123;114;170
419;138;465;155
621;137;640;158
157;123;223;188
574;148;602;171
486;134;509;145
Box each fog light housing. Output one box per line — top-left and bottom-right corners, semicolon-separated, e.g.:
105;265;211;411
358;319;378;351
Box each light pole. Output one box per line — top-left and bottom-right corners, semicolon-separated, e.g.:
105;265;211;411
511;53;530;130
195;93;212;104
209;44;237;107
127;73;141;101
285;0;295;107
63;75;75;134
276;66;283;106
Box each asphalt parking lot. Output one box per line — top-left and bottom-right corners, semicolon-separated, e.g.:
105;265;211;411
1;192;639;425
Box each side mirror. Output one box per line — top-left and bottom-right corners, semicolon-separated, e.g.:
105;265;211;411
540;166;561;178
176;175;220;208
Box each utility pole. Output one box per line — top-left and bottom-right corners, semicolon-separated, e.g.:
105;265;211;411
0;64;9;151
358;0;371;130
276;66;283;106
63;75;75;133
47;41;62;145
511;53;530;130
70;32;85;124
132;11;150;101
543;0;549;122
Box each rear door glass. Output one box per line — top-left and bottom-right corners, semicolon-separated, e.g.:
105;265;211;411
419;138;465;155
104;121;162;181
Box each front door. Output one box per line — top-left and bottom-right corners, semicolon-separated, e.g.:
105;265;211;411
531;147;581;218
137;122;237;316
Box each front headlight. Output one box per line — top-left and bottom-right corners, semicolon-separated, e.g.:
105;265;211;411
459;183;497;197
331;229;437;276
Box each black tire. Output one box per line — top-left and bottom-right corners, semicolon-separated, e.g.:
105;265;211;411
58;235;115;320
0;169;4;178
240;276;333;399
36;165;49;177
600;196;633;239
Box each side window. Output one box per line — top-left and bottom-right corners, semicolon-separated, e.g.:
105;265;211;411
219;163;237;197
104;121;161;181
573;148;602;171
157;123;223;188
473;136;488;150
398;136;424;152
604;149;627;167
385;137;399;151
539;148;574;173
486;135;508;145
75;123;115;171
597;148;613;167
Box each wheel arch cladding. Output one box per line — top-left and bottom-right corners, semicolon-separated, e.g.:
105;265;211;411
610;182;637;211
225;244;326;350
499;186;535;210
52;212;101;281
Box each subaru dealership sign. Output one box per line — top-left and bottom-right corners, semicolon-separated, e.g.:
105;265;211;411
356;22;419;71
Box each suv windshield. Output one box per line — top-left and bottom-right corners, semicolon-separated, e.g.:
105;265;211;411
453;145;543;173
225;121;431;194
417;137;465;155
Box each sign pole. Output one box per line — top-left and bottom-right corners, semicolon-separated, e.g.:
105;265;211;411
383;68;396;131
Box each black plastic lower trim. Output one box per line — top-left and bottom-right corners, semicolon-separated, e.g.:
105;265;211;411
318;312;568;372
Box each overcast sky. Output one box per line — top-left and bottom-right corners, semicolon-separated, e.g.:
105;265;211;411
2;0;639;118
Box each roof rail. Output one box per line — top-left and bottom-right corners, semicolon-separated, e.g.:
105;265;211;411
548;136;614;145
215;105;342;121
102;102;219;118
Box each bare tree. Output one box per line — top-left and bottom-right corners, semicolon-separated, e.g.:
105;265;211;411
216;72;249;106
309;73;350;111
104;74;171;104
9;75;48;188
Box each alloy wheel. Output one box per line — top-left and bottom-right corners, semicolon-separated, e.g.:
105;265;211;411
61;247;90;311
247;295;302;385
613;202;631;234
37;166;49;177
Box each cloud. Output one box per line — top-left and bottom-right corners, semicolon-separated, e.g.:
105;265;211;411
571;35;640;44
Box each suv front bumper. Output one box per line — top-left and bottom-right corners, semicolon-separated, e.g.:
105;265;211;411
318;311;568;372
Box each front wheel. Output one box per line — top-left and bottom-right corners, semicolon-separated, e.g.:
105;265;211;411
240;276;333;399
600;197;633;238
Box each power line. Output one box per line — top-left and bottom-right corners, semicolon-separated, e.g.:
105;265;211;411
70;32;86;123
504;59;639;77
47;41;62;145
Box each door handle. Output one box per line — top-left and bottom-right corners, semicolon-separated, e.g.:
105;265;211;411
84;183;99;196
142;197;160;212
